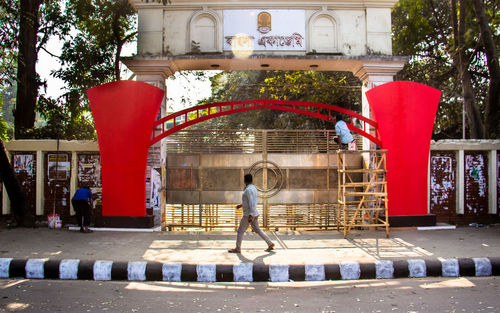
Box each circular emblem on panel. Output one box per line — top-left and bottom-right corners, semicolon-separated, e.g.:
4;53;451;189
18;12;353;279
248;160;284;198
257;11;271;34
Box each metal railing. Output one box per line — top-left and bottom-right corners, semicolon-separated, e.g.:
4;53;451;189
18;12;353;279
166;129;362;154
164;203;338;231
152;99;380;146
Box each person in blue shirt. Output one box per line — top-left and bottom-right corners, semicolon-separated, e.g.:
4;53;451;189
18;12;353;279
333;114;355;149
71;186;93;233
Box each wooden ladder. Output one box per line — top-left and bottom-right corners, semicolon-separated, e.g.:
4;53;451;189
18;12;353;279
336;150;389;238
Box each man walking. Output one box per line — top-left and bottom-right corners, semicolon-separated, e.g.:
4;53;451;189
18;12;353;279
228;174;275;253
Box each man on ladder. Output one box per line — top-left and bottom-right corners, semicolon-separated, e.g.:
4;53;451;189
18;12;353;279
333;114;356;150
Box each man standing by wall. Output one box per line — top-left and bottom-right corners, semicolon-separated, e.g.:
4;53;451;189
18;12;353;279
71;185;93;233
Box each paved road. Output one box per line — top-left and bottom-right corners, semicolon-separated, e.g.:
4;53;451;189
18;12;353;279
1;277;499;312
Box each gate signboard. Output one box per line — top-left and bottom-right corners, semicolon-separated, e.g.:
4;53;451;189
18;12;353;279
223;10;306;52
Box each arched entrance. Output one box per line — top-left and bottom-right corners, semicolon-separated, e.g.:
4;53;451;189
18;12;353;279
154;99;382;230
152;99;381;146
88;81;441;229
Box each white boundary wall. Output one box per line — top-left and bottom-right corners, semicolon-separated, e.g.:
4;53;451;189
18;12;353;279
429;140;500;216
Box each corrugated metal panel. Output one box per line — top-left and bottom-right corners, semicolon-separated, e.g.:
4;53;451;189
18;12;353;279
166;130;263;154
166;130;362;154
164;130;365;230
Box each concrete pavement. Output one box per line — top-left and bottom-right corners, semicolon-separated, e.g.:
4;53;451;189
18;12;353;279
0;225;499;282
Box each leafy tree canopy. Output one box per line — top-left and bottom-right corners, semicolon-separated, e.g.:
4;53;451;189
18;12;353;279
392;0;500;139
0;0;137;140
196;70;361;130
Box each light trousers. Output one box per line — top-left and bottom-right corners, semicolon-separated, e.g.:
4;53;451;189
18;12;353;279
236;215;273;250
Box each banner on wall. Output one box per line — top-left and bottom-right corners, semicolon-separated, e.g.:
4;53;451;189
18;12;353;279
150;168;161;209
223;10;306;51
48;154;70;180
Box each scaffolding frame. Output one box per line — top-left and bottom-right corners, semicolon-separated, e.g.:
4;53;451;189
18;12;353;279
337;150;389;238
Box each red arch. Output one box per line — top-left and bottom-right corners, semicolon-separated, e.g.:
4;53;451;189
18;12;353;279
151;99;381;146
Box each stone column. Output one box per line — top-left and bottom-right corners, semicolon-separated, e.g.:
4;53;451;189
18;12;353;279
69;152;78;216
354;61;406;151
135;73;169;227
488;149;497;215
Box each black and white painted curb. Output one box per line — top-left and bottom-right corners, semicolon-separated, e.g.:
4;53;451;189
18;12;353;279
1;257;499;282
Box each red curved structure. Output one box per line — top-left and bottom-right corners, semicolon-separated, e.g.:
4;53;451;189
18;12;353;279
151;99;381;146
87;81;164;217
366;81;441;217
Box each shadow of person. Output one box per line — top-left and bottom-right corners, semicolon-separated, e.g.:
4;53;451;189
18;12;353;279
235;250;276;265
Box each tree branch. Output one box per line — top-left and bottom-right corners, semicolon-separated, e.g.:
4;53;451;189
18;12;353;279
39;45;60;59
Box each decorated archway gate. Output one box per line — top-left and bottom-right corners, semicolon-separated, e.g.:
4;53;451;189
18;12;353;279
87;80;441;229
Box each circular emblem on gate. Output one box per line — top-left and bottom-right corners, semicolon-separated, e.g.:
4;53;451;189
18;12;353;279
248;160;284;198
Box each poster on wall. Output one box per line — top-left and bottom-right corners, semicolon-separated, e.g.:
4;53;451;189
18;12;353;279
13;154;34;175
223;10;306;52
78;154;101;187
150;168;161;209
48;154;70;180
429;153;457;223
78;154;102;208
465;154;487;197
465;153;488;216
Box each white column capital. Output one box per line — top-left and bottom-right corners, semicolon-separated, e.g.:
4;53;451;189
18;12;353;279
135;73;170;85
354;60;406;83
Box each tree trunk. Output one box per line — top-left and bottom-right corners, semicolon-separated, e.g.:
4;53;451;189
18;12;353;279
14;0;42;139
114;43;123;81
451;0;484;138
471;0;500;138
112;0;130;81
0;140;34;227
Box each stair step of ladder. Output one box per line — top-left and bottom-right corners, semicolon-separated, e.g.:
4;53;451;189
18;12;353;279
345;192;387;197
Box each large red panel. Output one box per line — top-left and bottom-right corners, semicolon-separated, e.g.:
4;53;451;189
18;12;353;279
366;81;441;216
87;81;164;216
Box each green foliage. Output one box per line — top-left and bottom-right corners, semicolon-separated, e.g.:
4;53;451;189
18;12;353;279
35;0;137;139
31;95;95;139
0;94;11;141
0;0;137;139
0;0;19;89
392;0;500;139
196;70;361;130
0;83;16;139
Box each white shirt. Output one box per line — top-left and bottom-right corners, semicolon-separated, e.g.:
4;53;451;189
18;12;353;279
242;184;259;216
